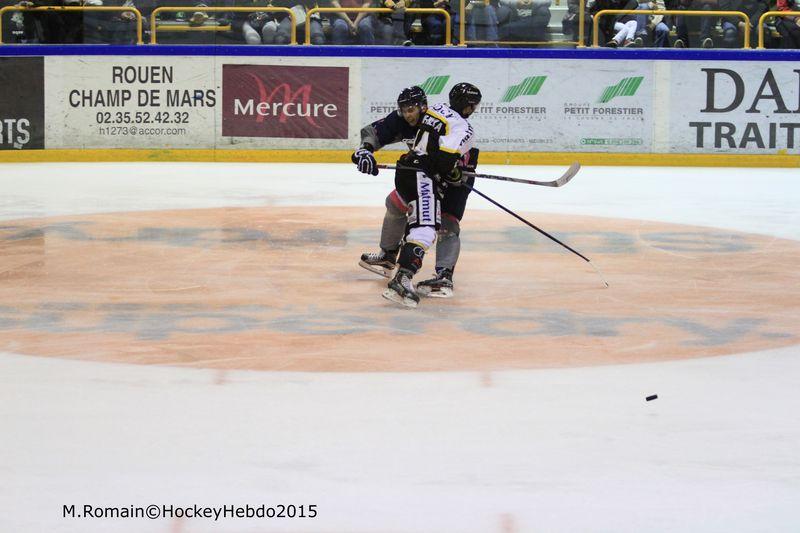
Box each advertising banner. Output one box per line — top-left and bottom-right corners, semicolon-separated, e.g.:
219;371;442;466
27;53;797;158
45;57;217;149
361;59;654;153
0;57;44;150
670;63;800;154
221;64;349;140
548;65;652;152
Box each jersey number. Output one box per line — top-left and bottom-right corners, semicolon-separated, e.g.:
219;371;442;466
421;114;446;134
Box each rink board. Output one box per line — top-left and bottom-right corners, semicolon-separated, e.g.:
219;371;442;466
1;46;799;165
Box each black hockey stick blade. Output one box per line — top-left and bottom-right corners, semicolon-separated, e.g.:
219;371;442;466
376;162;580;188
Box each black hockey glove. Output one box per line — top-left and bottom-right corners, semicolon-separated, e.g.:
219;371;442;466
399;152;443;182
459;147;480;172
444;167;464;187
352;148;378;176
398;151;423;169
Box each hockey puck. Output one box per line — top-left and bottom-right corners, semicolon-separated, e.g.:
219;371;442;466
646;394;658;401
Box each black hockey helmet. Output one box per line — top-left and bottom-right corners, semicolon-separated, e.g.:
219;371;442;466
397;86;427;109
449;82;482;114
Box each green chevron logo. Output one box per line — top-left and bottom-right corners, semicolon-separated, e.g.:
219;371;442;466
500;76;547;102
598;77;643;103
418;75;450;95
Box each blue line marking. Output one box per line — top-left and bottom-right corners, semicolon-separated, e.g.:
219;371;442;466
1;44;799;61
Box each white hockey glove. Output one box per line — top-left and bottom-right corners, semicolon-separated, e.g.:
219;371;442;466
352;148;378;176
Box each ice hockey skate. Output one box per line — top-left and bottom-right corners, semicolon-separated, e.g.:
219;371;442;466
359;249;397;278
416;268;454;298
382;269;419;308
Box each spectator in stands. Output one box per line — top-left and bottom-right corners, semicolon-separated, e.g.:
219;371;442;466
401;0;449;45
632;1;650;46
148;0;234;44
383;0;412;45
498;0;551;44
450;0;503;44
775;0;800;48
471;0;506;43
272;0;324;44
8;0;86;43
671;0;715;47
589;0;637;46
5;1;42;43
83;0;144;44
370;1;396;44
187;3;209;26
731;0;768;48
328;0;378;44
58;0;99;43
235;0;279;43
633;0;670;46
714;0;741;47
242;12;278;44
151;0;210;25
561;0;584;43
657;0;681;45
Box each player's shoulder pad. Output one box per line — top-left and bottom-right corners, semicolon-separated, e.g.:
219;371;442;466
420;103;459;136
432;103;472;154
420;112;447;137
375;110;401;130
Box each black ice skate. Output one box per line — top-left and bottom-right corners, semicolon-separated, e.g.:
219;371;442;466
382;268;419;308
416;268;454;299
359;249;398;278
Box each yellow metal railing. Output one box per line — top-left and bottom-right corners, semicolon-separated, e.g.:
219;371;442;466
757;10;800;48
6;4;790;49
460;0;466;46
592;9;750;48
578;0;586;47
467;39;578;46
150;6;296;44
304;7;451;45
0;5;143;44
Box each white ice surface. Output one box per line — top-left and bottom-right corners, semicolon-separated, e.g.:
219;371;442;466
2;163;798;239
1;162;799;533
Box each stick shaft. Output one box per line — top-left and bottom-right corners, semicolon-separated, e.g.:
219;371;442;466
467;162;580;187
464;183;592;263
376;163;579;188
370;165;608;287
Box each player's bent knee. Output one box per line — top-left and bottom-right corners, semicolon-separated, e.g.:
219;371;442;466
385;192;407;218
407;226;436;249
440;216;460;237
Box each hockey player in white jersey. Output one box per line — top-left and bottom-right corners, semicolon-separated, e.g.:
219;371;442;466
382;82;482;308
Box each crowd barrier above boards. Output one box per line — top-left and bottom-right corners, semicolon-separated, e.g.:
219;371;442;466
3;4;799;48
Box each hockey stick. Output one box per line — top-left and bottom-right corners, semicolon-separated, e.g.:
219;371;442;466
463;182;609;288
376;162;580;188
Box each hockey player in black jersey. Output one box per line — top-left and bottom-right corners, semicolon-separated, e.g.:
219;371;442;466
353;86;426;177
355;86;428;277
358;85;481;300
381;82;482;308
